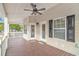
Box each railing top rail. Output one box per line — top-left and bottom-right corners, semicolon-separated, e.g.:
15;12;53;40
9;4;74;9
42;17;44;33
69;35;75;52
0;33;9;46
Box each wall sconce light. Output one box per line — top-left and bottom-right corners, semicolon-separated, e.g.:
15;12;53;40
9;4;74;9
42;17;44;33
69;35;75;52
36;22;39;25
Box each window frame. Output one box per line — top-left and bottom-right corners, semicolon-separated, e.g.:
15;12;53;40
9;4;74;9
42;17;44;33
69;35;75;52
53;17;66;40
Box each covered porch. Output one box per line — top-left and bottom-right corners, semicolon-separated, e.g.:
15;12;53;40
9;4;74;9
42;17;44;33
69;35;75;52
0;3;79;56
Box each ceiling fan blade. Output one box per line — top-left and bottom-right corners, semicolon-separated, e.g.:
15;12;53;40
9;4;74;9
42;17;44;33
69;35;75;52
31;11;36;15
31;12;34;15
36;11;42;15
38;8;46;11
24;9;33;11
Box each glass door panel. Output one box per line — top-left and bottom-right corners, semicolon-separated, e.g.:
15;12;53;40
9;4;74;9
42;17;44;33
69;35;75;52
31;25;35;38
42;24;45;39
67;15;75;42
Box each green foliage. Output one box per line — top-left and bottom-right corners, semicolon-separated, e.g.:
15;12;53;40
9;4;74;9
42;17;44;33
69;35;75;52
0;23;4;32
10;24;22;31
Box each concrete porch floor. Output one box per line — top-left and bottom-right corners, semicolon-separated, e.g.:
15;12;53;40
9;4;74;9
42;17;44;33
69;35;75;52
5;37;74;56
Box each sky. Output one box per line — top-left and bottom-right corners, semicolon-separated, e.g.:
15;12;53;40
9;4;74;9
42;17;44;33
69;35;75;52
0;18;4;23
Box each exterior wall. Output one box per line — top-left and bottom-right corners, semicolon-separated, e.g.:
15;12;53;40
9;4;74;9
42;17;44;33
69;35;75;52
75;14;79;42
27;4;79;55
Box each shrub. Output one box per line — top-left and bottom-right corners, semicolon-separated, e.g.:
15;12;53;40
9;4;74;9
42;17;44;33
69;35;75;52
0;23;4;32
10;24;22;32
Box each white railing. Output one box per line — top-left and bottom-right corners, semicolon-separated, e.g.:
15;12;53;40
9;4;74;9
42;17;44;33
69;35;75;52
0;31;23;56
9;32;23;38
0;33;9;56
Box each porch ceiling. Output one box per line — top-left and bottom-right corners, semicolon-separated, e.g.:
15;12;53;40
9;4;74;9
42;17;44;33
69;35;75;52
4;3;58;24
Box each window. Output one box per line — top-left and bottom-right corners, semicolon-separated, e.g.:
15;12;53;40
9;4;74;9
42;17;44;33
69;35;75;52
54;18;65;39
67;15;75;42
49;20;53;38
0;18;4;35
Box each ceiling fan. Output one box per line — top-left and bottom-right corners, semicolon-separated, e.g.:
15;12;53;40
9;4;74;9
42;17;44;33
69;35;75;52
24;3;46;15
